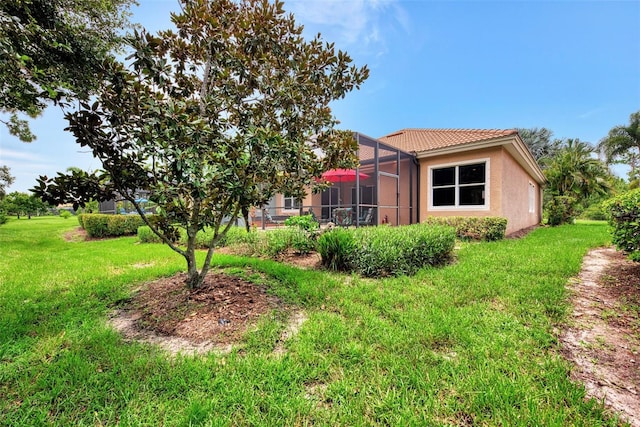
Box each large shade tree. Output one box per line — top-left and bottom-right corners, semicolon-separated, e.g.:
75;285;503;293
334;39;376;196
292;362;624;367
1;191;49;219
598;111;640;180
33;0;369;289
0;0;136;141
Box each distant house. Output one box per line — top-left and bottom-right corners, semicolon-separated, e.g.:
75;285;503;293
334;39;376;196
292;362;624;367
256;129;545;235
378;128;545;235
103;128;546;235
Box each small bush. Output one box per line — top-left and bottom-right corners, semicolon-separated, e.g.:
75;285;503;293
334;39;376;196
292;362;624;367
214;226;258;248
284;214;319;231
423;216;507;241
59;210;72;219
82;214;146;238
137;226;163;243
604;189;640;258
317;228;355;271
580;203;608;221
545;195;577;226
265;228;296;257
77;213;86;229
351;224;456;277
0;212;7;225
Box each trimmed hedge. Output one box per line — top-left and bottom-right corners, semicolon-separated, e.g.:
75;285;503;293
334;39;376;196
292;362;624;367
82;214;146;238
318;224;456;277
137;225;258;248
604;189;640;259
422;216;507;241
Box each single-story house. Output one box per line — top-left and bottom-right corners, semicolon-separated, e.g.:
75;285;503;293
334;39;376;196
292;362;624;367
260;129;545;235
378;128;546;235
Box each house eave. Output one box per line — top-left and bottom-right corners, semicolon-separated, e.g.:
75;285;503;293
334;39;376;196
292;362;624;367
413;136;547;185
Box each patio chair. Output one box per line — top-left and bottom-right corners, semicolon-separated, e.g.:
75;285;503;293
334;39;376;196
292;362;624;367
359;208;374;226
306;208;320;225
262;209;284;226
333;207;353;227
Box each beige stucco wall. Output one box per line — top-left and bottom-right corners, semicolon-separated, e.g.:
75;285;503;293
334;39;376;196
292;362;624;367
500;148;543;234
418;145;542;234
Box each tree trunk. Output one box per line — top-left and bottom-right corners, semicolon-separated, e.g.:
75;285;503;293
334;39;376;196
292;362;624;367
184;246;204;289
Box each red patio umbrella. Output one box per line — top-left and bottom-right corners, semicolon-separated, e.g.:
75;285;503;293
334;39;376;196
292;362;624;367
321;168;370;183
321;169;370;208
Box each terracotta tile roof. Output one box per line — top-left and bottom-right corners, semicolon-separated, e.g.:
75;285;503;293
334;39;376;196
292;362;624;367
378;128;518;153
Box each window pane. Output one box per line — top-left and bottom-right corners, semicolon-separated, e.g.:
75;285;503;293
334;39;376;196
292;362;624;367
284;197;292;209
433;167;455;186
459;163;485;184
459;185;485;205
433;188;455;206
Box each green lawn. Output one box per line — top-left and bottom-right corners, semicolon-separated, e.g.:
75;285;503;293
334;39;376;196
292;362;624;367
0;216;623;426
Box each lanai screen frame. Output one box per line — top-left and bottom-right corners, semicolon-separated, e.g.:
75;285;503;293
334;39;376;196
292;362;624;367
257;132;419;227
348;132;419;226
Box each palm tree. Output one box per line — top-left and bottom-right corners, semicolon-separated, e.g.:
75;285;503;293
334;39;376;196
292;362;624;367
543;139;612;225
598;111;640;179
544;139;611;200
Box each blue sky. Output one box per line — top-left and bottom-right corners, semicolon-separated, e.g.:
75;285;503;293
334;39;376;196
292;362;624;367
1;0;639;193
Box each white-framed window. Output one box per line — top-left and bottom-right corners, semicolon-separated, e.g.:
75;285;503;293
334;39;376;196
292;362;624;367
429;159;489;210
528;182;536;213
283;195;301;210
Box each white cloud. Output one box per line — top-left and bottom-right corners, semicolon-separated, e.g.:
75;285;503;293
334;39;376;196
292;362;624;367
285;0;409;55
0;148;46;163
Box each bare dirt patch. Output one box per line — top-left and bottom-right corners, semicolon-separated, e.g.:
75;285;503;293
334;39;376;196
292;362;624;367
110;271;287;355
561;247;640;426
63;227;88;242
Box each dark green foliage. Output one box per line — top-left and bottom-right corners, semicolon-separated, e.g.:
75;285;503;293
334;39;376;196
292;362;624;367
0;0;135;141
82;214;145;238
284;214;319;231
351;224;456;277
423;216;508;241
579;203;608;221
604;189;640;258
137;225;162;243
543;139;612;225
0;212;7;225
317;228;355;271
77;213;86;229
31;0;368;289
546;196;577;226
264;228;316;256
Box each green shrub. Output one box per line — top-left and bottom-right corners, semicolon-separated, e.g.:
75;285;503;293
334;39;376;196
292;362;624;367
579;203;608;221
350;224;455;277
137;225;163;243
265;228;295;257
545;195;577;226
59;210;72;219
284;214;319;231
604;189;640;258
423;216;507;241
77;213;86;229
214;226;258;248
317;228;355;271
82;214;146;238
0;212;7;225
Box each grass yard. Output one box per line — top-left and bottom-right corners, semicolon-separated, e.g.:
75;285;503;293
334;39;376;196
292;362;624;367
0;217;623;426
